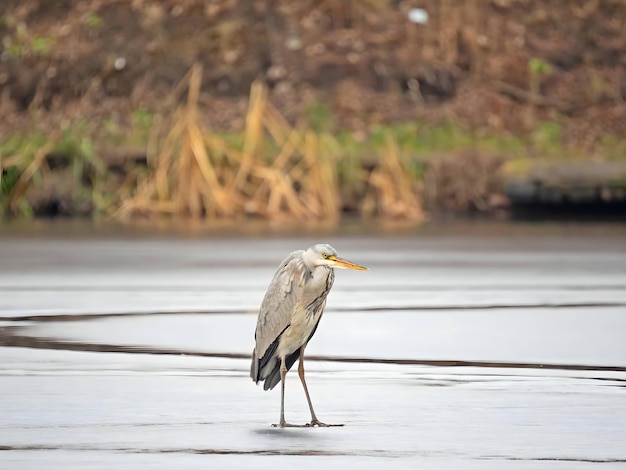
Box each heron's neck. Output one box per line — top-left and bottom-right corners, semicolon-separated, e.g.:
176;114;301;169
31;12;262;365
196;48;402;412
307;265;334;292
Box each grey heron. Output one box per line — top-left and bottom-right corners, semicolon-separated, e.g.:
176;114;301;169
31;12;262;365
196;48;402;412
250;244;368;428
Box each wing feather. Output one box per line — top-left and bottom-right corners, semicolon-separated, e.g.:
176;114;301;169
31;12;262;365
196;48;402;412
251;250;309;380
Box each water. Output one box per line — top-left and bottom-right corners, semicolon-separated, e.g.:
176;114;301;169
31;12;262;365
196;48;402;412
1;223;625;469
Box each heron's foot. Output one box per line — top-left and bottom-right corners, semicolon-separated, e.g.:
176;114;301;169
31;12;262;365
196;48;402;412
272;421;309;428
307;419;344;427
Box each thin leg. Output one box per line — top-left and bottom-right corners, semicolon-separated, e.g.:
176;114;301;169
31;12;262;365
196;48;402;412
298;346;344;427
272;357;307;428
279;357;287;425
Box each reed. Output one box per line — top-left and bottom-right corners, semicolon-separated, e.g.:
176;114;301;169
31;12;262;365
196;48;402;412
4;63;549;222
362;131;424;220
114;63;422;222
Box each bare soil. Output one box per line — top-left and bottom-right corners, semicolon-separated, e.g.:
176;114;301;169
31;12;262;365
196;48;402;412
1;0;625;151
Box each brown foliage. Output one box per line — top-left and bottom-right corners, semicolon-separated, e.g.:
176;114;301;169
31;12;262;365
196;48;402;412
114;65;422;222
0;0;624;147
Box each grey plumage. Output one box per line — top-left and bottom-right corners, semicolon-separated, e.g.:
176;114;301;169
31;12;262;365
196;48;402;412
250;243;368;428
251;249;334;389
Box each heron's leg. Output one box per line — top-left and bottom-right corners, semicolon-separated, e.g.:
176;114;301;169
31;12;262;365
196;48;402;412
297;346;318;422
298;346;344;427
272;357;307;428
278;357;287;425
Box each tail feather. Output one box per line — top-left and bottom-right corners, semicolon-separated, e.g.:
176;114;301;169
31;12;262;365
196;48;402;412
260;348;301;391
263;366;281;391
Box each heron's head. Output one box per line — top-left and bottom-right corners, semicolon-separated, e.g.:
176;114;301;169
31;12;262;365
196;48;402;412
305;244;368;271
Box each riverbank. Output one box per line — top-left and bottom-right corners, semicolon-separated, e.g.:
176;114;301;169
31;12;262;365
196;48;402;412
2;75;625;223
1;1;625;222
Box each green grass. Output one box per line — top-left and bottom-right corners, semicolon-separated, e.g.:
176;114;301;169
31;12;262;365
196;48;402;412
339;121;528;159
531;121;564;156
30;36;54;57
304;101;335;133
85;13;103;28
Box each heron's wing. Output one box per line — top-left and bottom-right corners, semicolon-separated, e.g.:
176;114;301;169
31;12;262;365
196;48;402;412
254;250;308;361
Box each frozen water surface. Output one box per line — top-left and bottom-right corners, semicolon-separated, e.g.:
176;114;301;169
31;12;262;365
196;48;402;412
0;224;625;469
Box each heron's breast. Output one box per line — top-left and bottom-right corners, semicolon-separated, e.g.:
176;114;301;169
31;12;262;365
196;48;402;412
276;303;324;357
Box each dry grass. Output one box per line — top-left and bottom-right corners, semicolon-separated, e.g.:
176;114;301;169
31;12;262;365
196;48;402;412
3;141;54;215
362;132;424;220
114;63;425;223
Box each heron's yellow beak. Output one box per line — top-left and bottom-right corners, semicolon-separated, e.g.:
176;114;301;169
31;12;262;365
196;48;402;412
329;255;368;271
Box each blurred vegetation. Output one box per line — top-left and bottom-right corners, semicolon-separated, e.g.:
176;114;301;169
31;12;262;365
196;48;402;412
1;0;625;221
2;72;624;221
